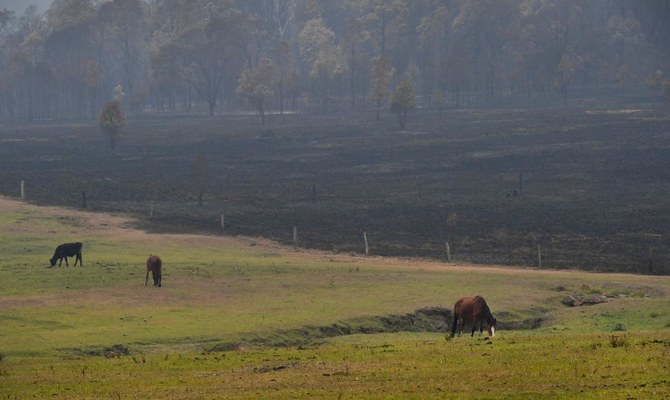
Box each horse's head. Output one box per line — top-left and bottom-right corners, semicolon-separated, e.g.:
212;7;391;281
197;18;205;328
152;268;162;287
487;317;497;337
49;257;57;267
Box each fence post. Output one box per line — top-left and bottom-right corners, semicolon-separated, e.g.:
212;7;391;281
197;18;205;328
364;232;369;256
20;180;25;200
220;212;225;233
293;226;298;246
537;244;542;268
445;242;451;263
149;202;154;221
82;192;87;208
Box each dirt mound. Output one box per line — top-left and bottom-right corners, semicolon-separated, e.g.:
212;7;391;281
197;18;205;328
65;344;131;358
209;307;453;351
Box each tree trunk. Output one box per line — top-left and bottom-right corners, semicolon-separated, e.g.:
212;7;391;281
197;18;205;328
279;79;284;115
350;45;357;107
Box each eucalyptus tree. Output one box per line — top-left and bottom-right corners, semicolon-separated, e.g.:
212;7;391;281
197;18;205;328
272;39;298;114
415;3;449;100
172;9;246;116
369;54;393;121
345;0;409;57
0;6;51;121
44;0;96;118
147;0;197;111
237;57;274;124
341;17;368;107
98;85;126;150
451;0;519;104
298;17;347;112
97;0;148;113
390;78;415;129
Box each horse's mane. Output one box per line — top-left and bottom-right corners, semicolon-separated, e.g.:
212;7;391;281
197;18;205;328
475;295;494;323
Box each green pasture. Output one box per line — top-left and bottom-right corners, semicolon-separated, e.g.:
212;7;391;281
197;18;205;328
1;199;669;398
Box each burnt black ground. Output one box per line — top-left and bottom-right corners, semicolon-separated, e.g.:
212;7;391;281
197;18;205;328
2;107;669;273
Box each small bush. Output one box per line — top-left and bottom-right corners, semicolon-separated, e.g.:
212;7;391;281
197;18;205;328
612;322;627;332
609;334;630;348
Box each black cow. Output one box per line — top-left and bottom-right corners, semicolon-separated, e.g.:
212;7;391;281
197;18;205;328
49;242;83;267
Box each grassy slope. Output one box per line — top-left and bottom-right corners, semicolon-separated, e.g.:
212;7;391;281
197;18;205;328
0;198;669;398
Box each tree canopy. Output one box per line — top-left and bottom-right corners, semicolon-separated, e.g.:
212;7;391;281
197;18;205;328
0;0;668;122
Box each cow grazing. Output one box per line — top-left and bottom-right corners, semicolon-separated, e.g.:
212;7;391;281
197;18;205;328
145;255;162;287
49;242;83;267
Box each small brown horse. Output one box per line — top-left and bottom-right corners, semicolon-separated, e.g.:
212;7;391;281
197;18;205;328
145;255;162;287
450;295;496;337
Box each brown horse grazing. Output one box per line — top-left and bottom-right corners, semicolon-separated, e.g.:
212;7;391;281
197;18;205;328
450;295;497;338
145;255;162;287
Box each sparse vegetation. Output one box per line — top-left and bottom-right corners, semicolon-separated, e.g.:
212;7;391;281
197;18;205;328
610;333;630;347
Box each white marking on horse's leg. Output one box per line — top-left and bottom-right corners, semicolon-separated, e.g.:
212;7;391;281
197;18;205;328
490;326;495;337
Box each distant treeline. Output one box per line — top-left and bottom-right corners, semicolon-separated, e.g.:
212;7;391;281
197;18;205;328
0;0;669;122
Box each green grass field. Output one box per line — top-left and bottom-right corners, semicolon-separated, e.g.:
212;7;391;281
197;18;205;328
1;198;669;398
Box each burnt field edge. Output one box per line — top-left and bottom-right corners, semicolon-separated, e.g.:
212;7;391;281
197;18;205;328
3;108;670;275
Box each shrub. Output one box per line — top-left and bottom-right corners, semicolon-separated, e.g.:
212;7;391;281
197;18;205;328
609;334;630;348
612;322;627;332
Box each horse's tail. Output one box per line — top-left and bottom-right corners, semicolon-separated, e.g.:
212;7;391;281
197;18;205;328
450;312;459;337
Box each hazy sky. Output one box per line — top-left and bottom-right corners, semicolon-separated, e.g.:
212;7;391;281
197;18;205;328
0;0;52;13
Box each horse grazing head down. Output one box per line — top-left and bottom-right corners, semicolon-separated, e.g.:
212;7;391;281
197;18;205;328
145;255;162;287
450;295;497;338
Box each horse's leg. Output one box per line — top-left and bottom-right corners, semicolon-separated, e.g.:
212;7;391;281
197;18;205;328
450;314;459;337
75;252;82;266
